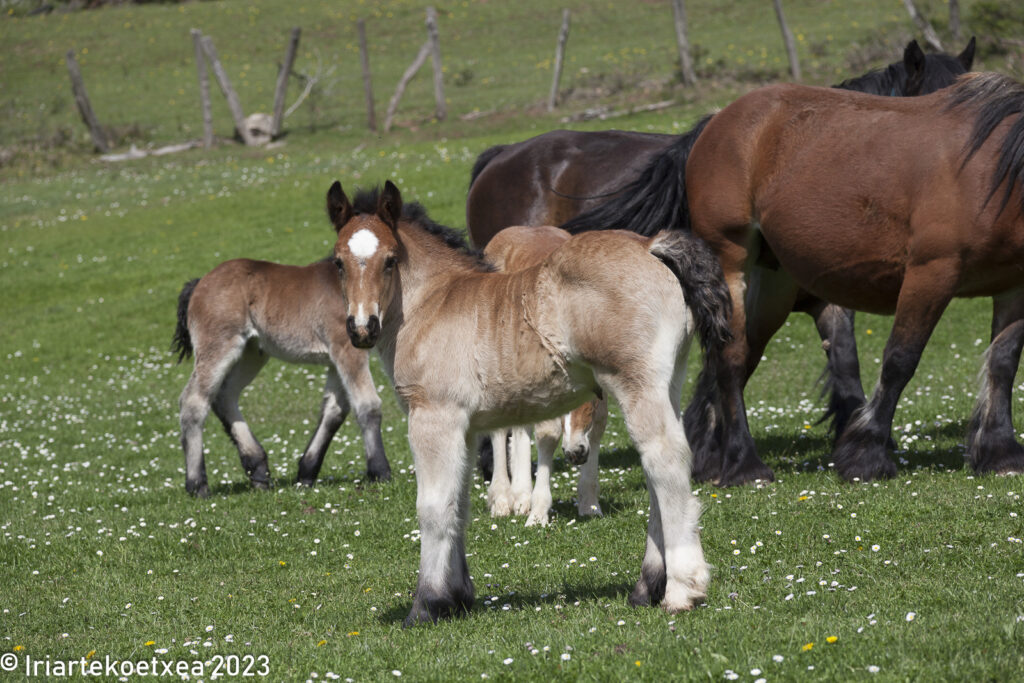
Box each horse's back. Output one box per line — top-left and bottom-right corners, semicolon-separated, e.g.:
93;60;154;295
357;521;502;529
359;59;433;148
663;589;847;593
484;225;569;271
466;130;674;247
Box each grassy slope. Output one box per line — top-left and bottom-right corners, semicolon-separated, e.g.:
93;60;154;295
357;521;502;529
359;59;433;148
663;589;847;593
1;1;1022;681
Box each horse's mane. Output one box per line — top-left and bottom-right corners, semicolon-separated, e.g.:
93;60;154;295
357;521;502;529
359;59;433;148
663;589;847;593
351;186;495;272
833;64;905;96
945;72;1024;216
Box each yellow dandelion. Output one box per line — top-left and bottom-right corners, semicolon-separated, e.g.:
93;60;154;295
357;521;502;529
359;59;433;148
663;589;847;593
144;641;155;647
798;496;809;501
86;650;96;659
13;645;24;652
866;329;873;335
348;631;359;637
317;640;326;647
279;561;286;566
802;642;814;651
710;494;718;498
826;636;838;644
635;660;642;667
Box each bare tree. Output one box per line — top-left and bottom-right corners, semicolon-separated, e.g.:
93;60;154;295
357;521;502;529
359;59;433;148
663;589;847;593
548;9;571;111
772;0;801;81
949;0;961;42
902;0;944;51
670;0;697;86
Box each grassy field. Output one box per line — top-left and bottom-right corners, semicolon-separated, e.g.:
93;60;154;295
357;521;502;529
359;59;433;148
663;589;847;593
2;0;1023;680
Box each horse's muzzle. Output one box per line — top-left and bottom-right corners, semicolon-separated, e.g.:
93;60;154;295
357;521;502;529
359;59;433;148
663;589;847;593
347;314;380;348
564;444;589;466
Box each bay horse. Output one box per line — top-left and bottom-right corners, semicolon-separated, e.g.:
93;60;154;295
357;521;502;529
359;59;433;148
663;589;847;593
685;71;1024;482
172;258;390;498
467;38;975;486
326;180;731;625
483;224;608;525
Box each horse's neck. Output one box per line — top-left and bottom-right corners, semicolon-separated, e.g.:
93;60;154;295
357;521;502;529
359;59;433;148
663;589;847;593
394;226;482;313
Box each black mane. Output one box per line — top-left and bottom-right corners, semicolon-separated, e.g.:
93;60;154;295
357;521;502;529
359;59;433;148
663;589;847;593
351;186;495;271
945;72;1024;217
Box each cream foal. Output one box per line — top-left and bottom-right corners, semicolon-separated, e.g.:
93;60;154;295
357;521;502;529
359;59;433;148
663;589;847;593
328;180;730;626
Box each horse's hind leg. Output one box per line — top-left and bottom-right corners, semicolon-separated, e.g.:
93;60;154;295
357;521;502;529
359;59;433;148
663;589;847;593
804;301;868;442
297;368;350;486
212;341;271;489
577;399;608;517
612;379;707;613
966;292;1024;475
404;407;475;627
179;336;247;497
833;265;954;481
526;419;561;527
333;345;390;482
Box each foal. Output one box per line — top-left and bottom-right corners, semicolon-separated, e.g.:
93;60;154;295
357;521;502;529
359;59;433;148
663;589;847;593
327;180;731;625
172;257;390;498
483;225;608;525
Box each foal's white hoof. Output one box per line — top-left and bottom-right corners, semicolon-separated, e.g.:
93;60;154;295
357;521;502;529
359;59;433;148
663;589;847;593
488;491;513;517
524;509;550;527
511;490;532;516
662;568;710;614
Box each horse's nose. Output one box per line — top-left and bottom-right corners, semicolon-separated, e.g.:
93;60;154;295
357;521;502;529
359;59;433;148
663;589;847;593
346;315;380;348
564;444;589;466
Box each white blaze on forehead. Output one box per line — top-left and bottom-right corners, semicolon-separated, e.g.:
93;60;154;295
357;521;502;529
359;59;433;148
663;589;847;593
348;229;380;260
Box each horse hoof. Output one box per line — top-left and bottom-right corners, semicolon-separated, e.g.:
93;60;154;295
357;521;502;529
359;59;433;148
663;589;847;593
366;466;392;483
578;501;602;517
511;492;532;516
186;482;210;498
250;479;272;491
524;511;549;527
715;465;775;488
297;476;317;488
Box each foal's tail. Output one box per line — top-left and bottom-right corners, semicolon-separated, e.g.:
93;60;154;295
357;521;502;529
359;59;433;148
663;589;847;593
648;231;732;370
561;114;714;237
171;278;200;363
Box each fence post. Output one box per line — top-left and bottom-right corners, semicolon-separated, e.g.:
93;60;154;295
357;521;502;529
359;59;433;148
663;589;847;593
65;49;110;153
190;29;214;148
425;7;446;121
271;27;301;138
670;0;697;86
358;19;377;131
772;0;801;81
548;9;571;111
199;34;256;146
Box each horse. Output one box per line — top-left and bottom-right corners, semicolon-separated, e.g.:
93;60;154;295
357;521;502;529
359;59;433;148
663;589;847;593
326;180;731;624
171;258;390;498
683;71;1024;482
483;224;608;525
466;38;976;487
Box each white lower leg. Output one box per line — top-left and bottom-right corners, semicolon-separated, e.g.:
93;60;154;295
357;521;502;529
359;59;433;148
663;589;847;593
508;428;534;515
487;430;513;517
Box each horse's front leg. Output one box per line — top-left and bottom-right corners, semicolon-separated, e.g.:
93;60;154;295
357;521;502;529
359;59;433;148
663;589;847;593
833;263;955;481
526;418;560;527
404;406;475;627
966;291;1024;475
486;429;514;516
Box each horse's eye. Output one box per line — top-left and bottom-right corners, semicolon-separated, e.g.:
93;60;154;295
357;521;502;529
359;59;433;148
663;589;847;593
333;257;345;274
383;256;397;271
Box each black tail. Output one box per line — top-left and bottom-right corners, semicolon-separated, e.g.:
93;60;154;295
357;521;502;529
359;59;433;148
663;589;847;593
561;114;713;236
648;230;732;370
171;278;200;363
468;144;507;190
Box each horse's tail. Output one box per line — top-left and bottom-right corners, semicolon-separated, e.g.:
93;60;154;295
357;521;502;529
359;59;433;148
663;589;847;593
171;278;200;363
468;144;507;190
648;230;732;374
561;114;714;236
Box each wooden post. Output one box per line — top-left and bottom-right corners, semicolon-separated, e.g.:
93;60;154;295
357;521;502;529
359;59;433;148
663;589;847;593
547;9;571;111
271;27;301;138
65;49;109;153
190;29;214;148
670;0;697;86
357;19;377;131
199;34;256;146
383;41;431;132
902;0;943;51
425;7;446;121
772;0;801;81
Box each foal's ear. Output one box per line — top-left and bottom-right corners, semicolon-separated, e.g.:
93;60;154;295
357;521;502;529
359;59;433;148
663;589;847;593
958;36;976;71
377;180;403;229
903;39;925;77
326;180;353;233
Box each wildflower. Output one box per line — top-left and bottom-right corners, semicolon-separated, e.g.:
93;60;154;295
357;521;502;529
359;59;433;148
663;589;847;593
826;636;838;644
317;640;326;647
280;561;287;566
867;665;880;673
503;658;513;665
773;655;784;663
561;653;571;661
144;641;155;647
802;642;814;651
871;545;880;552
13;646;24;652
86;650;96;659
635;661;642;667
392;671;401;677
347;631;359;637
906;612;916;622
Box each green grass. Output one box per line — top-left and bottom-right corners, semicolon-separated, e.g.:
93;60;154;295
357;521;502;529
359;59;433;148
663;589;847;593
2;0;1023;680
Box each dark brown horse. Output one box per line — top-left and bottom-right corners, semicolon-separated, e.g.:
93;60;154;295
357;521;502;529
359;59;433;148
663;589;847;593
686;71;1024;482
467;38;975;486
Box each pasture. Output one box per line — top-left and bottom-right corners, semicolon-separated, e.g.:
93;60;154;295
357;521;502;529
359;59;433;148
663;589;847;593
1;0;1022;680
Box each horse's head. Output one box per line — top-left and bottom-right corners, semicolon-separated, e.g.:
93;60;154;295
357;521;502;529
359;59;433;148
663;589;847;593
899;37;975;96
562;398;606;466
327;180;402;349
